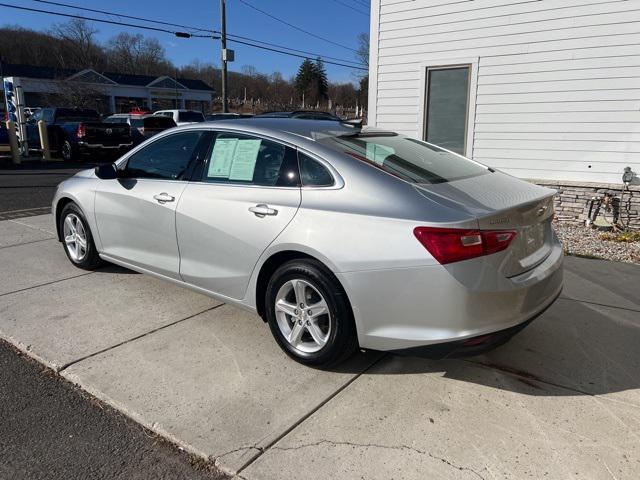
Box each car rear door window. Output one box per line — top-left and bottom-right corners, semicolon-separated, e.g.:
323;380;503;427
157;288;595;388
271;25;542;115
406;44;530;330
123;131;207;180
298;152;334;187
199;133;299;187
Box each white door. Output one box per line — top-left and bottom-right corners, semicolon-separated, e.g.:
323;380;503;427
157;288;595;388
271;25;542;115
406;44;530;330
177;131;301;299
94;130;209;278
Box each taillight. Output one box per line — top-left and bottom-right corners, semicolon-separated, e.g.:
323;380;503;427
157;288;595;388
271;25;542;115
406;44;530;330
413;227;516;264
76;123;86;138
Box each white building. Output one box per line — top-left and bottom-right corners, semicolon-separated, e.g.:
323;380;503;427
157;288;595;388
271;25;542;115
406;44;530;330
368;0;640;204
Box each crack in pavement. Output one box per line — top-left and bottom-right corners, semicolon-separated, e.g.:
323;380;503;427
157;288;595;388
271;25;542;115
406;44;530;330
558;295;640;314
272;440;486;479
210;446;263;465
0;271;97;298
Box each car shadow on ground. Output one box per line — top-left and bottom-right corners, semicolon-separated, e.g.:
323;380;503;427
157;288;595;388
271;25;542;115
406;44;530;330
99;264;140;275
333;296;640;398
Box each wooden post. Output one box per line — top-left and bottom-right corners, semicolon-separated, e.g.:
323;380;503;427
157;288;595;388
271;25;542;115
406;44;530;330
38;120;51;161
5;120;20;165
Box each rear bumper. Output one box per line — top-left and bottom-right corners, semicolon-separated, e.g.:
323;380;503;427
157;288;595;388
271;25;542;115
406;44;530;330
388;287;561;359
337;237;564;352
77;142;132;154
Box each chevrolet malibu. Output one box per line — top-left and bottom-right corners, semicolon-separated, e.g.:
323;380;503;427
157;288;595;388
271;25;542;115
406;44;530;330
53;118;563;367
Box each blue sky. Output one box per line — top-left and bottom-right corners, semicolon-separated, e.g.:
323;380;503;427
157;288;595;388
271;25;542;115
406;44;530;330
6;0;370;83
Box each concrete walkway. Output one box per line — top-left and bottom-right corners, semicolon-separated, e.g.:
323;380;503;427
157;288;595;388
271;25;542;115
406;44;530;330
1;214;639;479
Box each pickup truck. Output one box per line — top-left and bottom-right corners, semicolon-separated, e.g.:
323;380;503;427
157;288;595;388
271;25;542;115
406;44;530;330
26;108;132;161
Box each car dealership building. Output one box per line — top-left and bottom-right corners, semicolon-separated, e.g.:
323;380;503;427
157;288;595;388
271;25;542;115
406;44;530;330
1;63;214;114
368;0;640;225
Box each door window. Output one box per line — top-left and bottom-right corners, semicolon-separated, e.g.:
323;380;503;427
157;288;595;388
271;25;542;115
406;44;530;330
424;66;470;155
123;131;206;180
199;133;299;187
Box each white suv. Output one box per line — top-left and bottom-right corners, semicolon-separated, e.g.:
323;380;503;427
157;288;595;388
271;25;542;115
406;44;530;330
153;109;205;126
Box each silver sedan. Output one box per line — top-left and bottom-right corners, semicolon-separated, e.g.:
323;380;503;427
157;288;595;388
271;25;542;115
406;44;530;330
53;118;563;367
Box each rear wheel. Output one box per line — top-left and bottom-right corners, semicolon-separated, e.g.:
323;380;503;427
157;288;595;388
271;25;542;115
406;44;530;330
265;259;358;368
61;140;76;162
59;203;103;270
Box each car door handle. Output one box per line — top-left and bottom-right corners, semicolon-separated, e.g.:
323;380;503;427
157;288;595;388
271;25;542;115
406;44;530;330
249;204;278;217
153;192;175;203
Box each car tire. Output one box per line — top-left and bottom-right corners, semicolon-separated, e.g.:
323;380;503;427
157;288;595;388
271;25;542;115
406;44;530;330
61;140;76;162
265;259;358;368
59;202;103;270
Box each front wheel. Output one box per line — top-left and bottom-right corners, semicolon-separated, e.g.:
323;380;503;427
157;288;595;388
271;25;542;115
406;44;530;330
265;259;358;368
59;202;103;270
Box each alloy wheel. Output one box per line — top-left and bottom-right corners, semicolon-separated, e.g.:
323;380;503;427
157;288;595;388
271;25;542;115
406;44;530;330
63;213;88;262
274;279;331;353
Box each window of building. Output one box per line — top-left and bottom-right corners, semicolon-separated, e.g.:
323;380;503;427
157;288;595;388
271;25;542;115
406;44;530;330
424;66;470;156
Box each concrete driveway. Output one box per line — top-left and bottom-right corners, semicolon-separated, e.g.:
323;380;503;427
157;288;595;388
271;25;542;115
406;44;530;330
1;214;639;479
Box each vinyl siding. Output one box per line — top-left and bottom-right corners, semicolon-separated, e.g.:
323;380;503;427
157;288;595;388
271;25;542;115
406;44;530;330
369;0;640;183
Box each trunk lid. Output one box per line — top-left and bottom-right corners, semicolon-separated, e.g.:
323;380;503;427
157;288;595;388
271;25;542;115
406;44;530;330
82;122;131;145
415;171;556;277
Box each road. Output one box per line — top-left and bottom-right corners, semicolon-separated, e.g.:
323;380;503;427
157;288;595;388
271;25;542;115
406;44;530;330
0;160;97;219
0;339;226;480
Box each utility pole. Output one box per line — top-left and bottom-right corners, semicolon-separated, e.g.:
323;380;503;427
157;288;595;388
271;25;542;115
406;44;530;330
220;0;228;113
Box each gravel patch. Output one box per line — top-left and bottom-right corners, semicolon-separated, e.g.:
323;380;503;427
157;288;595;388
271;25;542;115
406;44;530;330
554;222;640;265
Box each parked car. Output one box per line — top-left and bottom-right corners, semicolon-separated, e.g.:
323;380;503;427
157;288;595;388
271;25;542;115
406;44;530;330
254;110;342;121
52;118;563;367
105;114;176;145
27;108;132;161
205;113;254;121
153;109;204;126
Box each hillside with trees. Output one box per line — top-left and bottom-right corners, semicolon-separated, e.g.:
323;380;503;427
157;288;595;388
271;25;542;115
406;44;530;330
0;20;367;114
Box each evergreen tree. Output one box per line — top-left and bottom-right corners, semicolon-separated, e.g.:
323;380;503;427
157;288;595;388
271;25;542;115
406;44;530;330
313;57;329;103
295;59;316;106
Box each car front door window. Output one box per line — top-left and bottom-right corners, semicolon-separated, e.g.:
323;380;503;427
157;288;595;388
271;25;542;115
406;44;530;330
123;131;206;180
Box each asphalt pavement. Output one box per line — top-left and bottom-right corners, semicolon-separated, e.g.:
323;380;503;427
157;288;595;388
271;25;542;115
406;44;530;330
0;339;227;480
0;159;100;218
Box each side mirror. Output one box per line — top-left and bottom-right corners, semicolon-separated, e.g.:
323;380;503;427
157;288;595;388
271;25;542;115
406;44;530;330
95;163;118;180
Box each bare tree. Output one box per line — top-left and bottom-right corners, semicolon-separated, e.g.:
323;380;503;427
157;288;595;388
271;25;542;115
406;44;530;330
106;33;171;75
45;80;107;110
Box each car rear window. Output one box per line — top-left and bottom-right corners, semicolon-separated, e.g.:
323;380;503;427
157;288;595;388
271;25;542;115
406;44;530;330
55;109;100;122
178;111;204;122
144;116;175;128
317;133;488;184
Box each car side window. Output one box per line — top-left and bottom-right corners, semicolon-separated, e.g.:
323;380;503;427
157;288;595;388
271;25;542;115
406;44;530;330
43;109;54;123
123;131;206;180
298;152;334;187
29;110;42;124
199;132;299;187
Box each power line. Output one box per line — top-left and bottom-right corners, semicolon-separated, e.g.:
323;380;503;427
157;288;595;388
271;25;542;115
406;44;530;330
28;0;366;66
353;0;370;8
229;38;367;70
329;0;369;16
235;0;358;52
225;32;363;66
0;2;200;37
0;3;367;71
33;0;212;34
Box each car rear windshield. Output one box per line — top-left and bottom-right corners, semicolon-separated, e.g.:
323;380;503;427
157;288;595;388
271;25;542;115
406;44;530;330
317;132;488;184
178;111;204;122
143;116;175;128
55;109;100;122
